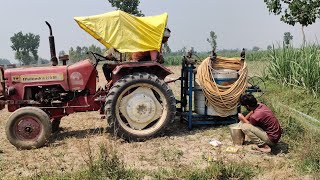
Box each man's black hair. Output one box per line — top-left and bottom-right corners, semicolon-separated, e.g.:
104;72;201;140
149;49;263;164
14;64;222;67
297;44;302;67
240;94;258;108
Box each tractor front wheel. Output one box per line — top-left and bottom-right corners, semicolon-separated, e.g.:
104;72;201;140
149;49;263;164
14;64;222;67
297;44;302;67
5;107;52;149
105;73;176;141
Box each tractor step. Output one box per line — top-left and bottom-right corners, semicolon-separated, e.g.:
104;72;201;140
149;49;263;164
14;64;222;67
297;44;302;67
94;96;106;102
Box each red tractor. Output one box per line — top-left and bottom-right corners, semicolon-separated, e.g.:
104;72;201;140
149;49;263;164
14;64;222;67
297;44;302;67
0;11;176;149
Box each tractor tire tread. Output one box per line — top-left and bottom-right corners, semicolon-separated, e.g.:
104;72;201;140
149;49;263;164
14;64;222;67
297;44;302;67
5;107;51;149
105;72;175;141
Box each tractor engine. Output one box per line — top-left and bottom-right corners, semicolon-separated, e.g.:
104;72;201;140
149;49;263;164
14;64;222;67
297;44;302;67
25;85;88;105
32;86;67;104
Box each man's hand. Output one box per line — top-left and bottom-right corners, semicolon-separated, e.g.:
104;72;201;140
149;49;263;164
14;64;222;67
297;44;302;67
157;54;164;64
238;113;250;123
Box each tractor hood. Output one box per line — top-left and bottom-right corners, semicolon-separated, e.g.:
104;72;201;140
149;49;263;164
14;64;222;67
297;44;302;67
5;65;69;89
4;60;95;97
74;10;168;53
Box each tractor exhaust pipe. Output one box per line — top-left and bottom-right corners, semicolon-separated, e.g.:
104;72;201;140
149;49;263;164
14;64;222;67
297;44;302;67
45;21;58;66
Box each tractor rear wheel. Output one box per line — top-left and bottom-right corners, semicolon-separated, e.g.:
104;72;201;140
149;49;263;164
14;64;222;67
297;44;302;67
5;107;52;149
105;72;176;141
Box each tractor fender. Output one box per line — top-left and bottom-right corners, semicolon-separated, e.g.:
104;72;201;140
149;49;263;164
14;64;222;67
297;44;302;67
112;61;172;81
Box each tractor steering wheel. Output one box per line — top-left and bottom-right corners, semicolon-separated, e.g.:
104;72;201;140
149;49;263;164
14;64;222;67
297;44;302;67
88;51;109;68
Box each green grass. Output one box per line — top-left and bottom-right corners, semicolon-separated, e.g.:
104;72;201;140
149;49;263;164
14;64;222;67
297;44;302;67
260;80;320;174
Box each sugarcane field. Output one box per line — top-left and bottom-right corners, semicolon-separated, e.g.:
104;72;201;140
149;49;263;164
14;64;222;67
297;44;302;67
0;1;320;179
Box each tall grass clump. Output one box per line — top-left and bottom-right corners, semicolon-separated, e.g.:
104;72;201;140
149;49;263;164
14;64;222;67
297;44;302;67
266;44;320;96
153;160;256;180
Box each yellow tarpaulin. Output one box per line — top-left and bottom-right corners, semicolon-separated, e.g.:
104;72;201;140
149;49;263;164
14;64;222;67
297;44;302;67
74;10;168;53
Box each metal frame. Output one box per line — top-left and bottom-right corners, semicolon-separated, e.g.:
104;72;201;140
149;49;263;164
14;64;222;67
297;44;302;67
179;58;237;130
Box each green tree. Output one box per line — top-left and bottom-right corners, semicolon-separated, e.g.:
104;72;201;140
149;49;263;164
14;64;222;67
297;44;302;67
283;32;293;46
10;31;40;65
267;45;273;50
27;33;40;61
252;46;260;51
263;0;320;45
207;31;217;51
68;45;104;63
108;0;144;16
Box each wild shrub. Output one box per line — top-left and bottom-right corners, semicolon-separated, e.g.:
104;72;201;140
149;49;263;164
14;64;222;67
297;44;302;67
83;143;137;180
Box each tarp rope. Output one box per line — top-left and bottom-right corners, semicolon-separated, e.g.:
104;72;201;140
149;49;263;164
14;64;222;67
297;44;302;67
196;57;248;117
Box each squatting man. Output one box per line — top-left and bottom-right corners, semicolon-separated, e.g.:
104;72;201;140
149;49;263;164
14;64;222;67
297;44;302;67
238;94;282;153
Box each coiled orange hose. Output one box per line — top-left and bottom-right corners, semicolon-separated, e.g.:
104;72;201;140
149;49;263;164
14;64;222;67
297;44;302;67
196;56;248;117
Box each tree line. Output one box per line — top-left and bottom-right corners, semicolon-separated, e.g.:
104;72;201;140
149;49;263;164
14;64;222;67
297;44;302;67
0;58;11;65
6;0;319;65
63;45;104;63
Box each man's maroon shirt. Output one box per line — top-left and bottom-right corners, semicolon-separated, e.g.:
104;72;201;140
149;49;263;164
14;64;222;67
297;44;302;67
248;103;282;143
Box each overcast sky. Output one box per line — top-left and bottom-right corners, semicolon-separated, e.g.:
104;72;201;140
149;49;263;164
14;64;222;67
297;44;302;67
1;0;320;61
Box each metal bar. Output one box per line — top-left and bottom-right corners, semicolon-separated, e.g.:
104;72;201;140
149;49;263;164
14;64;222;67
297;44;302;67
36;105;91;109
246;89;262;93
180;114;236;125
191;120;236;125
165;77;181;84
183;64;188;110
188;66;193;130
180;61;184;109
205;102;208;116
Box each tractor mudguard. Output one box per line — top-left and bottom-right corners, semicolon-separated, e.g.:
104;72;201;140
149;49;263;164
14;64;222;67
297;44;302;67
112;61;172;81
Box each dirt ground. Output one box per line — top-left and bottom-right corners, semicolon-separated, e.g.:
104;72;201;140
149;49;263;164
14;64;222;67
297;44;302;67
0;65;305;179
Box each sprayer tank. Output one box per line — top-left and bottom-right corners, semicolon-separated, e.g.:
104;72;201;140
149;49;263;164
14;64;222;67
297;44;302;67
194;69;238;116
